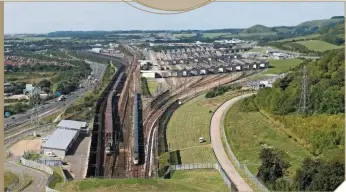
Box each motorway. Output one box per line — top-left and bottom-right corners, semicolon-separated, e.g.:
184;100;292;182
4;60;107;130
210;93;255;192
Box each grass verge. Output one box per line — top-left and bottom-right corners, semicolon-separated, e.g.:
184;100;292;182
224;100;311;179
63;170;228;192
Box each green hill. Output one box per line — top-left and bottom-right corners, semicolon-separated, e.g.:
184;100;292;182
242;25;274;33
242;49;344;156
319;22;345;45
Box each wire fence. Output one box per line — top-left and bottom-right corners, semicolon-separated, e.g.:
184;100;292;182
20;157;59;192
161;163;236;192
220;101;269;192
5;123;56;148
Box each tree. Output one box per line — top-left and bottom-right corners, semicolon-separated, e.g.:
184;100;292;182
294;158;344;191
257;148;290;185
38;79;51;88
42;87;51;94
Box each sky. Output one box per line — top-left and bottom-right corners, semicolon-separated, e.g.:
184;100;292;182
4;2;344;34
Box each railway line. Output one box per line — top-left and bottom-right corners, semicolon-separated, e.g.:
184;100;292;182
88;44;265;179
142;69;263;177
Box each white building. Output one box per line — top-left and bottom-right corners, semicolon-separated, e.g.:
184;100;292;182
57;120;88;134
41;129;78;159
91;48;103;53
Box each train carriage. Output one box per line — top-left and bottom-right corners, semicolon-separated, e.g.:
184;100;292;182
133;92;140;165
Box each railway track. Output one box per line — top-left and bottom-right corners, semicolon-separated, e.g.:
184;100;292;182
142;70;263;177
96;45;266;179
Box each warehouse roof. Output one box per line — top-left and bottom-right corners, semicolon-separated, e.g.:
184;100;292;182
42;129;77;151
57;120;87;131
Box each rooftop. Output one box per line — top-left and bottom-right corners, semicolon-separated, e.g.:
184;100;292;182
57;120;87;131
42;129;77;150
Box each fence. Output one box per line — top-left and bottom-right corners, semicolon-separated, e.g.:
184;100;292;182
219;96;269;192
5;123;56;148
20;157;59;192
161;163;236;192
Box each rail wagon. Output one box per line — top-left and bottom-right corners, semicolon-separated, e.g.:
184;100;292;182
133;92;140;165
235;66;242;71
200;69;207;75
105;93;113;156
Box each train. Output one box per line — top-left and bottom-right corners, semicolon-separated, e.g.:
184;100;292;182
133;92;140;165
104;72;125;156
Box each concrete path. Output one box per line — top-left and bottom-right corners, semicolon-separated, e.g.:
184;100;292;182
210;93;255;192
5;159;48;192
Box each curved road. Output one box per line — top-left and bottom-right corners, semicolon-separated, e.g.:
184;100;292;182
210;93;255;192
5;160;48;192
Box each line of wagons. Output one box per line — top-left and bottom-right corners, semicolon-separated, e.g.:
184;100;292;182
104;71;140;165
155;62;268;78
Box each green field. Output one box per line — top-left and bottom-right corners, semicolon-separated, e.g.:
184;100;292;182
245;47;269;53
224;100;312;178
147;78;159;95
296;40;343;52
167;91;243;151
163;90;244;170
63;170;228;192
4;171;19;190
5;72;56;84
202;33;231;38
172;33;196;38
264;59;303;74
276;34;321;42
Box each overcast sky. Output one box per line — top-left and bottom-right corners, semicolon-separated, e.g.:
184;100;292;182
4;2;344;34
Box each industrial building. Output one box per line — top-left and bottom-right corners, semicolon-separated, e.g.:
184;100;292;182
57;120;88;134
41;120;88;159
41;128;78;159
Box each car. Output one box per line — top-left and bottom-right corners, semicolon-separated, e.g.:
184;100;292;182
11;117;15;119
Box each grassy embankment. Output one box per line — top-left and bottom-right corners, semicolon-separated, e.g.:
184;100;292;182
141;77;158;96
63;169;228;192
224;99;344;179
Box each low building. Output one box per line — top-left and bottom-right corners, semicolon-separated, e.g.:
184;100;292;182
41;129;78;159
57;120;88;134
91;48;103;53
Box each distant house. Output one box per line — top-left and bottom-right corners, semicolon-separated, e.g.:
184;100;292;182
91;48;103;53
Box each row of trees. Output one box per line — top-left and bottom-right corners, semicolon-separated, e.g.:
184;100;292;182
240;49;345;191
205;85;241;98
257;148;344;191
243;49;344;115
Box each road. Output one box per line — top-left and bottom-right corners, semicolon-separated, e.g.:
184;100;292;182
4;60;107;130
5;160;48;192
210;93;255;192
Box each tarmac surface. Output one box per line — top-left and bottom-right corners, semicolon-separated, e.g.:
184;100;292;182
64;134;91;180
210;93;255;192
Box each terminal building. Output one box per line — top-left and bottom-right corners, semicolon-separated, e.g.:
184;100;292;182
41;120;88;159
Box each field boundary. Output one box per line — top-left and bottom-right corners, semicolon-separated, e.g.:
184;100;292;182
161;163;235;191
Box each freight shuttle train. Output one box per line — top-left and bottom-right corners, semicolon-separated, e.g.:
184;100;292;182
133;92;140;165
105;72;125;156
